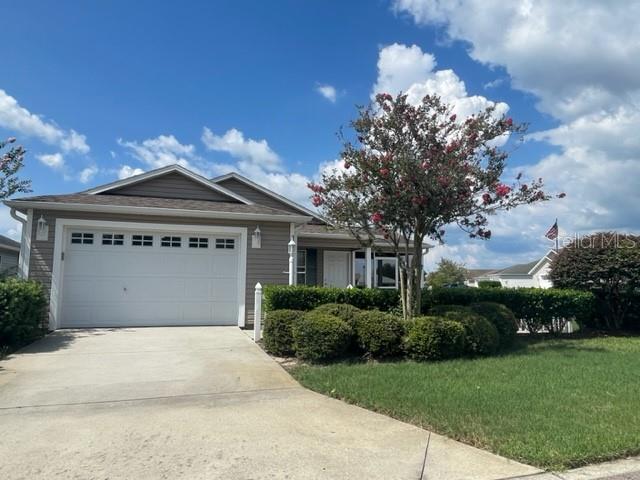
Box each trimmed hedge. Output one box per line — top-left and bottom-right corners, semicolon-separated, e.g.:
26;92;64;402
478;280;502;289
424;287;595;333
292;311;352;362
263;309;304;356
469;302;518;348
428;305;499;356
354;310;404;358
404;316;466;360
264;285;399;312
0;279;47;352
313;303;361;327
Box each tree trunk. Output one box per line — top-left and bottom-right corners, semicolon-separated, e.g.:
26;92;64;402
411;234;425;316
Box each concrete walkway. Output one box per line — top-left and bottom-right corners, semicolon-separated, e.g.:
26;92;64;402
0;327;540;479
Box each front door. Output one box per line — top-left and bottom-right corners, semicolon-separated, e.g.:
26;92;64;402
323;251;350;287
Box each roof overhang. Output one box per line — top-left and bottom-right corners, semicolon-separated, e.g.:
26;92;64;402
528;250;558;275
4;200;312;224
0;244;20;252
85;165;253;205
298;231;433;249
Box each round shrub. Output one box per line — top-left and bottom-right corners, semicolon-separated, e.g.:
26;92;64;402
292;311;352;362
354;310;404;358
312;303;361;327
469;302;518;348
404;316;466;361
429;304;500;355
262;309;304;356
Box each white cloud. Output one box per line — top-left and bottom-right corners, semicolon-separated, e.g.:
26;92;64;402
0;206;21;241
372;43;509;119
0;89;89;154
36;152;65;170
392;0;640;266
117;165;145;179
202;127;282;172
316;84;338;103
78;165;98;184
118;134;202;173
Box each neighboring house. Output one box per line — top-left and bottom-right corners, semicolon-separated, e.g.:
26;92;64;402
4;165;429;330
0;234;20;276
465;250;557;289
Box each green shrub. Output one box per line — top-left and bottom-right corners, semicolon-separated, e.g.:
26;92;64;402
469;302;518;348
0;279;47;352
263;309;304;356
404;316;466;361
478;280;502;288
353;310;404;358
292;311;352;362
312;303;361;327
429;305;499;356
264;285;399;312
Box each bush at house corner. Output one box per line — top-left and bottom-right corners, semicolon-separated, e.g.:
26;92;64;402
0;278;47;353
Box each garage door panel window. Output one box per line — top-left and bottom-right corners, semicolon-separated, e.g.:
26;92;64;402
189;237;208;248
215;238;235;249
70;232;94;245
132;235;153;247
102;233;124;246
161;236;182;247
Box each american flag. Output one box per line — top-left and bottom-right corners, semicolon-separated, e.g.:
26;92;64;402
545;220;558;240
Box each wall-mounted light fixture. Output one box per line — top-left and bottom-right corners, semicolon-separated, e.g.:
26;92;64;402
252;226;262;248
36;215;49;241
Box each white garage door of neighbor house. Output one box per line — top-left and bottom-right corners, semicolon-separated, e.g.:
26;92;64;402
60;228;241;328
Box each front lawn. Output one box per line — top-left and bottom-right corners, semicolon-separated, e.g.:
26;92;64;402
290;335;640;470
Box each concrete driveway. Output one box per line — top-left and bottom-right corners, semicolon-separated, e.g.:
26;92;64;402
0;327;539;479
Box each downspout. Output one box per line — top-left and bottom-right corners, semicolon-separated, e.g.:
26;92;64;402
10;207;31;279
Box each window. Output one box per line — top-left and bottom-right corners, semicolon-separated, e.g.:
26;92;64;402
189;237;208;248
102;233;124;246
71;232;94;245
296;249;307;285
132;235;153;247
353;250;368;287
161;236;182;247
375;257;397;288
215;238;235;249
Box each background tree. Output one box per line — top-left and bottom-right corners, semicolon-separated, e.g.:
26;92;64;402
309;93;560;319
0;137;31;199
426;258;468;288
550;232;640;329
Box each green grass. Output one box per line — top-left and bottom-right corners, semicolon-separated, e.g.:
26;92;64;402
290;335;640;470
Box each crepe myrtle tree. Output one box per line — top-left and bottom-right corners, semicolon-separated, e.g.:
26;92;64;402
0;137;31;199
309;93;563;319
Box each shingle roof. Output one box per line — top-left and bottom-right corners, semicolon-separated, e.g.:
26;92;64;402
466;269;498;280
298;224;350;235
495;260;539;275
0;234;19;249
9;193;304;217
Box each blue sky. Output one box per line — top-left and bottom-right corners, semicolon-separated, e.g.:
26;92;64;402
2;1;637;269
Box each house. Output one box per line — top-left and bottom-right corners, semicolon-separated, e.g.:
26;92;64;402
465;250;557;288
0;234;20;276
4;164;429;330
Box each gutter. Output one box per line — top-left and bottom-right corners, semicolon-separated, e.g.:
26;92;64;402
3;200;312;224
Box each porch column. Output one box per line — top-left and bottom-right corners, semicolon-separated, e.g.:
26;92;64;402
365;246;373;288
288;238;296;286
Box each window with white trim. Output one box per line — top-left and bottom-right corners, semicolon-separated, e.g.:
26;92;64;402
71;232;94;245
102;233;124;246
132;235;153;247
161;236;182;247
189;237;208;248
375;256;397;288
215;238;235;249
297;249;306;285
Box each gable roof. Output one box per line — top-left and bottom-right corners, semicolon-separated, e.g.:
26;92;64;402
211;172;324;222
481;250;559;278
0;234;20;251
85;165;253;205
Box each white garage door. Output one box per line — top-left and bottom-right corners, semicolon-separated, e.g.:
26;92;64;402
60;228;241;327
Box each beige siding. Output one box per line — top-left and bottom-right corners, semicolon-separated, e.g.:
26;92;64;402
28;210;290;327
217;178;308;214
107;172;239;202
